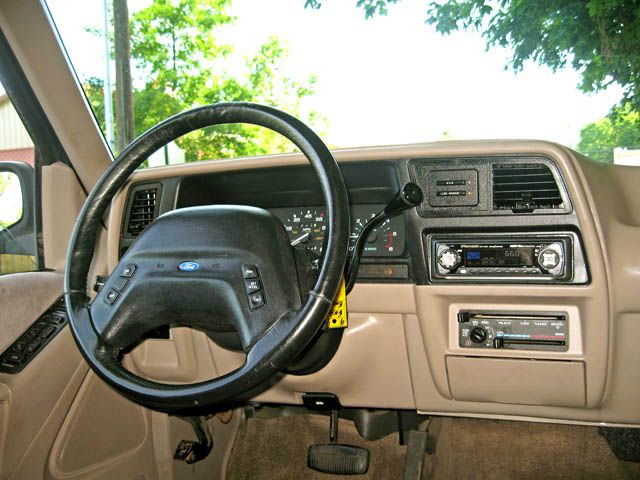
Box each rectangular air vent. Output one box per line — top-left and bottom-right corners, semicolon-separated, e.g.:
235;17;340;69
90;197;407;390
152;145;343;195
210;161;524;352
126;185;160;237
492;163;563;213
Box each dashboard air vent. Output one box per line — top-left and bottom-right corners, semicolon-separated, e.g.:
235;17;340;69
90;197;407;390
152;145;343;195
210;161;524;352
126;186;160;237
492;163;563;213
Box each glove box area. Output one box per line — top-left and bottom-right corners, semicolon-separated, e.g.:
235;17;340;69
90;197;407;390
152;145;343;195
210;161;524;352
445;356;586;407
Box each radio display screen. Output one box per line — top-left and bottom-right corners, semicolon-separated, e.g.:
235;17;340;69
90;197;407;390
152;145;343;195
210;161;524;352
463;247;535;267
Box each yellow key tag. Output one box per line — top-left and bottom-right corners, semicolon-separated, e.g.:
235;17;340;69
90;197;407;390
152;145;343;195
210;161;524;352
327;278;348;329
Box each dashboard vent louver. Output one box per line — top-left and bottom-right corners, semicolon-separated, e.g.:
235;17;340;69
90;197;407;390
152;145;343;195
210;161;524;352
126;187;159;237
492;163;563;213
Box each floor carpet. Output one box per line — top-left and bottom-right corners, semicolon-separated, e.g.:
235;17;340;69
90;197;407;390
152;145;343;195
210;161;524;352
226;413;640;479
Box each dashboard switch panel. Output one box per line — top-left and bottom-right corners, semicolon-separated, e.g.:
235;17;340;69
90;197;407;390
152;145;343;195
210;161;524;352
428;169;478;207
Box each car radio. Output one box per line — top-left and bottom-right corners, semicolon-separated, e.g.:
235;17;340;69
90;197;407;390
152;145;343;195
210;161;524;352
426;232;586;283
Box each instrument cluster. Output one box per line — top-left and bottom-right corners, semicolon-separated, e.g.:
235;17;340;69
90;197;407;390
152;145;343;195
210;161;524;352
270;204;405;257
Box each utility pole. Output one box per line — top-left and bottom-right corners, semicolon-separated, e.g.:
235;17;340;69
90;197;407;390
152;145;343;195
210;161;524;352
113;0;135;153
102;0;114;150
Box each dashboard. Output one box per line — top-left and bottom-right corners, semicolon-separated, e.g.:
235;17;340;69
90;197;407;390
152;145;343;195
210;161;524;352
105;140;640;427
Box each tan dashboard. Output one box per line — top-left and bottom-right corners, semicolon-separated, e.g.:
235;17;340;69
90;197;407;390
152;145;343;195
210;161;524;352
105;139;640;427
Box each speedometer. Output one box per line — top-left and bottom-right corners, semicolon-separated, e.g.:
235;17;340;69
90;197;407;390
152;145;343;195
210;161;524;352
283;208;326;254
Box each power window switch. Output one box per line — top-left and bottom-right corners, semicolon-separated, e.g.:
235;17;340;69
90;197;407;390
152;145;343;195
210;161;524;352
5;352;24;364
50;314;66;325
248;291;265;309
25;339;42;354
40;325;56;339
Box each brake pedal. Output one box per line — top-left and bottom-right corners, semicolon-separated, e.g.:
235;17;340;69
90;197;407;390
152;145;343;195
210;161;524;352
308;443;370;475
303;393;370;475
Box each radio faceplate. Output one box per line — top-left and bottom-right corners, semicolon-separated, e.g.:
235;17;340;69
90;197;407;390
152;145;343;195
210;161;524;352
426;232;588;284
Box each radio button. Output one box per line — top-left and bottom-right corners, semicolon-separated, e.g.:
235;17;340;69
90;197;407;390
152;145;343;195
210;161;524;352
470;327;487;344
538;249;560;270
437;248;461;272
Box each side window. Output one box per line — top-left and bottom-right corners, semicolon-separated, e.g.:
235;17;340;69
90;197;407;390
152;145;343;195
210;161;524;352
0;87;37;275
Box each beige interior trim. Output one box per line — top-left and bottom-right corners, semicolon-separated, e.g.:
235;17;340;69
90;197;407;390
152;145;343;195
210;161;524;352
47;372;154;480
41;163;87;271
0;0;111;190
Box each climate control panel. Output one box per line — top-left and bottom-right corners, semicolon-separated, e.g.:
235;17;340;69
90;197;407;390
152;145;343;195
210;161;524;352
458;310;569;352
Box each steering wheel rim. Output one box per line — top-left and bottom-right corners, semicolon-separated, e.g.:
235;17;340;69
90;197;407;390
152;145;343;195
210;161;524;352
64;102;349;413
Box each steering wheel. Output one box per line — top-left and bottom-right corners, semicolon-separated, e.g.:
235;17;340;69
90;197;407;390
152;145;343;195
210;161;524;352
64;103;349;413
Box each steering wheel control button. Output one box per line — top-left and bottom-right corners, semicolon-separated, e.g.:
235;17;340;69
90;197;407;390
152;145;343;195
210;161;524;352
111;276;129;292
248;291;265;309
121;264;137;278
245;279;262;294
178;261;200;272
105;289;120;305
242;264;260;279
241;265;265;308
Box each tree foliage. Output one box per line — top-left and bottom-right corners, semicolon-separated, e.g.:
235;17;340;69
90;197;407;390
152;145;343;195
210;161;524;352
305;0;400;18
577;104;640;163
88;0;322;161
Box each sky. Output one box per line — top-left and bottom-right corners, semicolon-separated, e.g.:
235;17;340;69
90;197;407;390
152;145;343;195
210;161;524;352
33;0;626;149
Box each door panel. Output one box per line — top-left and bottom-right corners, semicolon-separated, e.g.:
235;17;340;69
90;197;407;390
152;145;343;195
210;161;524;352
46;373;155;480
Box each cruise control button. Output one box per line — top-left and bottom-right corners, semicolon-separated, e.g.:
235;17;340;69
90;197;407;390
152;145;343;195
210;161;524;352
249;291;265;309
105;289;120;305
242;265;259;279
121;264;137;278
245;279;262;294
112;276;129;292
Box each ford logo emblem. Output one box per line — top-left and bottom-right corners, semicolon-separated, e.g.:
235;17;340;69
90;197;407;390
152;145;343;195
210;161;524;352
178;261;200;272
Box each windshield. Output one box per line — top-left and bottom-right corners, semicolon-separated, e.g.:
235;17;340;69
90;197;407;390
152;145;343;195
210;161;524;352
45;0;639;167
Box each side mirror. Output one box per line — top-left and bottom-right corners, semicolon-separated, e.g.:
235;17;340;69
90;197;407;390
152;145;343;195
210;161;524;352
0;161;36;274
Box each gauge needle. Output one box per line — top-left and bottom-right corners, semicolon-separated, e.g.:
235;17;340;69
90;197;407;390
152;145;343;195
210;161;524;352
290;232;310;246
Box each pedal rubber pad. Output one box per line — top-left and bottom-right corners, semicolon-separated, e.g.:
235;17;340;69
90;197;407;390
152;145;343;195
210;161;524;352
307;443;370;475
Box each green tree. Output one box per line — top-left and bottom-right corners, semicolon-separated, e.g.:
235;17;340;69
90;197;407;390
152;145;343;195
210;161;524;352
577;105;640;163
305;0;640;113
88;0;323;161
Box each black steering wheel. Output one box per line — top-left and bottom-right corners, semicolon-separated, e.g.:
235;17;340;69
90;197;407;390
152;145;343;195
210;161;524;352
64;103;349;413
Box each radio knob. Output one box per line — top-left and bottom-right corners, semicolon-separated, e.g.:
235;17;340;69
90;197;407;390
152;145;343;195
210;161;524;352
470;327;487;344
538;248;560;270
437;248;461;271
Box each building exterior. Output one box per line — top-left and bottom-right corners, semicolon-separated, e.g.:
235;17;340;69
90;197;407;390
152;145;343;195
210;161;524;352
614;148;640;167
0;94;34;166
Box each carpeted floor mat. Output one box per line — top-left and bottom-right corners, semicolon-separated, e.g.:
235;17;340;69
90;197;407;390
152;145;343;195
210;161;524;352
226;413;640;479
